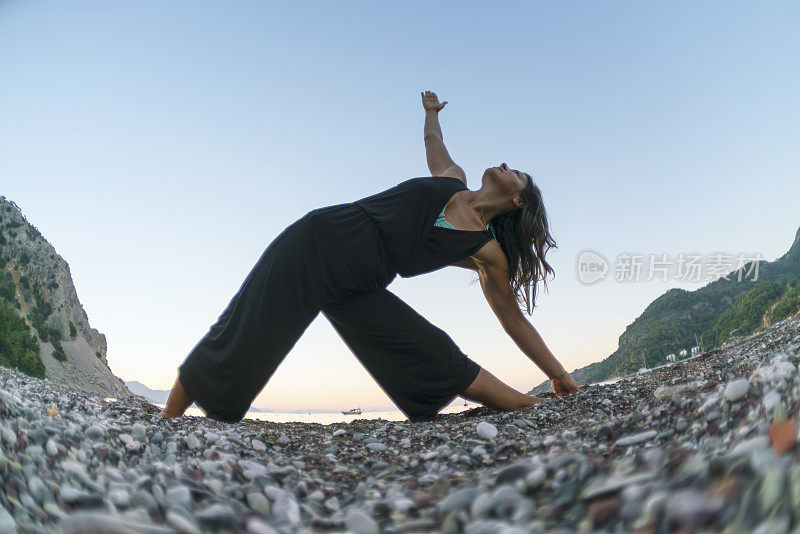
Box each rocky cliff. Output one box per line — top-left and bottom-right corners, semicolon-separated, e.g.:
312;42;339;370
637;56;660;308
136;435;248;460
0;195;131;400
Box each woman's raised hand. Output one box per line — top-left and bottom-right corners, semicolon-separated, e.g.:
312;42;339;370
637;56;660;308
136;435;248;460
421;90;448;112
551;372;580;397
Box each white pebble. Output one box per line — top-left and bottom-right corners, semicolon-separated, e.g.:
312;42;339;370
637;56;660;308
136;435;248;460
477;421;498;440
724;379;750;402
184;434;201;450
246;518;278;534
1;426;15;446
247;492;271;514
272;491;300;525
615;430;657;447
762;390;781;413
166;511;201;534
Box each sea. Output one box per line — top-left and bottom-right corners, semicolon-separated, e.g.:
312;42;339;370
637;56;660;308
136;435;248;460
594;377;624;386
150;401;477;425
144;376;628;424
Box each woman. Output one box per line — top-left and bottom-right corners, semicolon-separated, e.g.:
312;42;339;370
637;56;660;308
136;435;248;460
159;90;579;423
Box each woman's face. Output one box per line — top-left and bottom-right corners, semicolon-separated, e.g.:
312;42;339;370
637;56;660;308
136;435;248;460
484;162;528;192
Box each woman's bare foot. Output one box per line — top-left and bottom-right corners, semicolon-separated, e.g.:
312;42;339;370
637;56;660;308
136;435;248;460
525;395;545;406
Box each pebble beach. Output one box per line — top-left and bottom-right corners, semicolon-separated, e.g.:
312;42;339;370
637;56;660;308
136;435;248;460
1;314;800;533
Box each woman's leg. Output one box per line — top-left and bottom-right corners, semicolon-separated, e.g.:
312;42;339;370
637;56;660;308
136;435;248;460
461;367;543;411
171;216;325;423
321;287;539;421
158;376;193;418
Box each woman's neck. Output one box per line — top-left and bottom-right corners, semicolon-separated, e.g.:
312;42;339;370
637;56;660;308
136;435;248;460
464;188;508;224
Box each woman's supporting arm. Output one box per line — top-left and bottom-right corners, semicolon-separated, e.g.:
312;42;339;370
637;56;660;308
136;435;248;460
475;247;567;380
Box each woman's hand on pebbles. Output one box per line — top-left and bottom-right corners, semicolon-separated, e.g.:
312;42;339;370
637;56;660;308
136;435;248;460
421;90;447;112
551;372;579;397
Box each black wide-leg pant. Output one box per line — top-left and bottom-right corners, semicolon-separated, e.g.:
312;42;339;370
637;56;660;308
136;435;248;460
177;203;482;423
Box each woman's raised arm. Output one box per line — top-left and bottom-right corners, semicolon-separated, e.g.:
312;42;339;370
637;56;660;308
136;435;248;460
421;90;466;185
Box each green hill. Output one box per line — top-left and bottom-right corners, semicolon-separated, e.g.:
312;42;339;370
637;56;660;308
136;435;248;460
529;226;800;394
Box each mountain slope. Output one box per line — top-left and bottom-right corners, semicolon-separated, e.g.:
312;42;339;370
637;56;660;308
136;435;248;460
125;381;170;404
529;226;800;394
0;195;131;399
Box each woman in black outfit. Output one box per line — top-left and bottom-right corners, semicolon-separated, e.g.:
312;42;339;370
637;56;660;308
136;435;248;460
159;90;579;423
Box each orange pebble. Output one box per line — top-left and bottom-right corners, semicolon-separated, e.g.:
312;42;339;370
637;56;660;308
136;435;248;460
770;419;798;454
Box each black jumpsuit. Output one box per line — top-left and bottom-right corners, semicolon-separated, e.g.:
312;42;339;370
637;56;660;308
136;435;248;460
177;176;495;423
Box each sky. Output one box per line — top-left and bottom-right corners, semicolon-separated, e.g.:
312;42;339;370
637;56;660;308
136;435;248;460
1;1;798;411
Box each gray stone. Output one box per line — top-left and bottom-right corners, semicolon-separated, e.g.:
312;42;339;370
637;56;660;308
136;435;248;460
85;424;106;439
665;489;725;527
59;511;175;533
495;461;535;484
0;503;16;534
131;423;147;441
195;503;238;529
165;510;202;534
247;492;270;514
488;485;523;517
165;485;191;508
59;485;103;508
580;472;657;501
438;487;479;513
108;489;131;508
614;430;657;447
344;508;379;534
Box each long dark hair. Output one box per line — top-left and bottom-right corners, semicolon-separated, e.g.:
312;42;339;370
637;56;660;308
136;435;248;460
476;172;557;315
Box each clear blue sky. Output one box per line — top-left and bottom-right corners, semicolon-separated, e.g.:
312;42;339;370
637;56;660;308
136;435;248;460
1;1;798;410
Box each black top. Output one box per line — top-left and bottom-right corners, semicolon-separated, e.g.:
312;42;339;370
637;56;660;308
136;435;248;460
355;176;494;278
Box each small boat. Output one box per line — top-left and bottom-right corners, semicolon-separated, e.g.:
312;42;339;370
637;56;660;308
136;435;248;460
341;407;362;415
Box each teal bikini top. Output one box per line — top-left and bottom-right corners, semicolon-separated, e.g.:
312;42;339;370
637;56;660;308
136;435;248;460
434;205;497;241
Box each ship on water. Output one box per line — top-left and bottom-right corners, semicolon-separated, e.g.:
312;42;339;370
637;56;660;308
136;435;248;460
341;407;362;415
